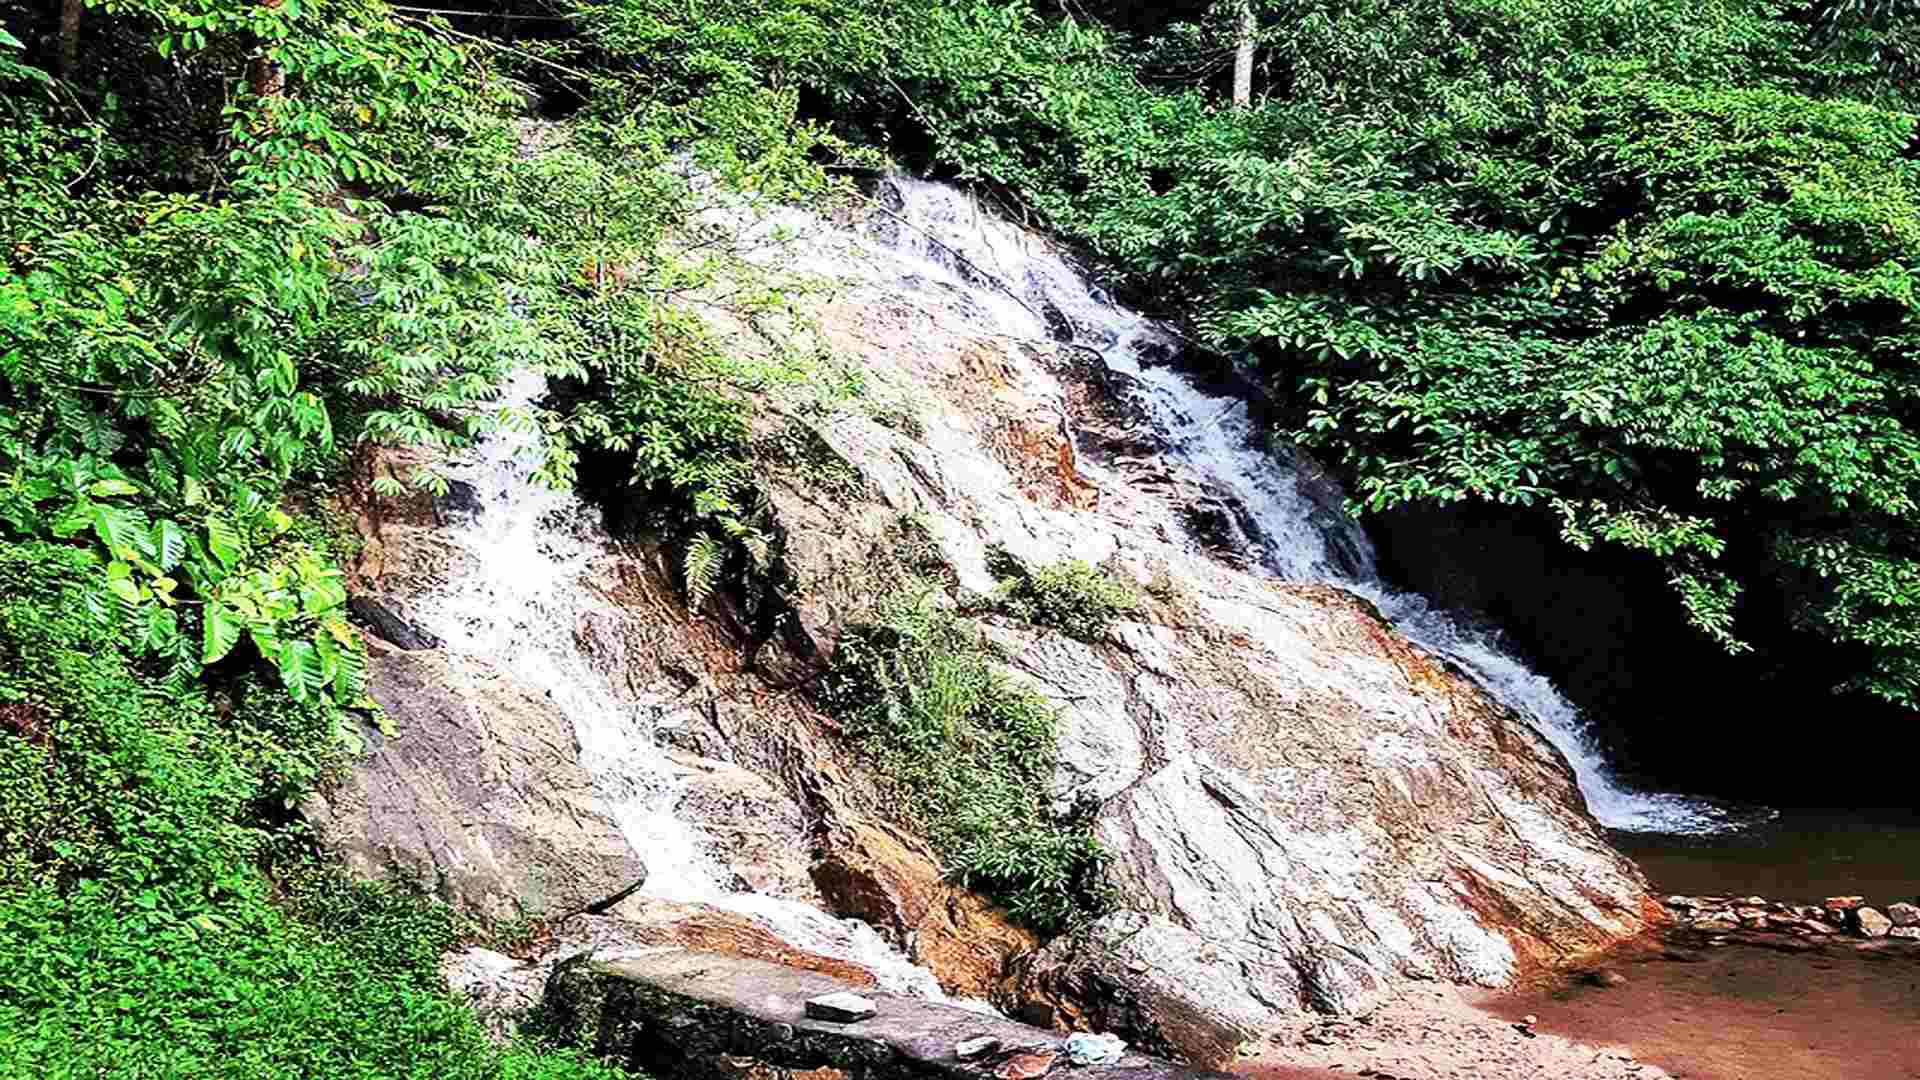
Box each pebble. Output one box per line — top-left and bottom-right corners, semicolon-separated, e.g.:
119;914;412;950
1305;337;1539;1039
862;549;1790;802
954;1036;1000;1061
1857;908;1894;938
1065;1032;1127;1066
803;992;877;1023
1890;927;1920;941
1887;902;1920;928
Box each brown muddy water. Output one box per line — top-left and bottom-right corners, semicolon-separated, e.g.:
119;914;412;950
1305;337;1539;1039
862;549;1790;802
1484;812;1920;1080
1485;929;1920;1080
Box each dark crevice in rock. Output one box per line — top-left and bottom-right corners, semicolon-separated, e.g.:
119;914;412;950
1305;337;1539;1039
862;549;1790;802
559;872;652;923
347;595;443;651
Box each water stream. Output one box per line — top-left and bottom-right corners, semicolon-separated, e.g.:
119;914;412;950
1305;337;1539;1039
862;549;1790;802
392;371;947;997
865;177;1737;836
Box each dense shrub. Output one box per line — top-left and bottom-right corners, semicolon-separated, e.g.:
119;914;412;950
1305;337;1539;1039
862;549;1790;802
990;553;1142;642
816;589;1109;933
0;542;615;1078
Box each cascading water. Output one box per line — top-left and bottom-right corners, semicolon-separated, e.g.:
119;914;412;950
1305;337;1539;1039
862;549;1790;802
403;166;1729;977
392;371;946;996
859;177;1738;835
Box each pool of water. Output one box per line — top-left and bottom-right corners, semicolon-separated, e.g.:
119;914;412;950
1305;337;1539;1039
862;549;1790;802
1614;809;1920;904
1488;928;1920;1080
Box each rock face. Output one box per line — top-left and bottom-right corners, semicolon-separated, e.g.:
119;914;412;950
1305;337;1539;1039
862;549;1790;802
812;819;1041;1001
314;174;1653;1064
302;648;652;922
1012;914;1275;1065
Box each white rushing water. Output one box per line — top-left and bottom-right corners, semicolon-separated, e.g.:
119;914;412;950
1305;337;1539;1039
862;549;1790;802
863;177;1737;835
395;371;947;996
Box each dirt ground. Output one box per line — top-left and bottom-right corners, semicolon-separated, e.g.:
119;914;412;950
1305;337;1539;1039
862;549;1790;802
1234;983;1674;1080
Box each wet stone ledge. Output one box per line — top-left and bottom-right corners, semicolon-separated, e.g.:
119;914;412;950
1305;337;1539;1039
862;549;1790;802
541;948;1232;1080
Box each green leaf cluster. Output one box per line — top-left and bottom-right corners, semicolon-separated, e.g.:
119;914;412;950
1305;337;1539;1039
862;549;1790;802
0;541;618;1077
816;588;1111;934
990;552;1143;642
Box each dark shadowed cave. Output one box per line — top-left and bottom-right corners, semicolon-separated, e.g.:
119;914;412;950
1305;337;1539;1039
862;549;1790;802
1368;503;1916;810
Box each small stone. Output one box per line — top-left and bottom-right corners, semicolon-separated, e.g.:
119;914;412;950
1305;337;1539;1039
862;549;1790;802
1856;908;1893;938
993;1051;1058;1080
1889;927;1920;941
1887;902;1920;928
1825;895;1865;912
955;1036;1001;1061
1522;1014;1538;1025
804;992;877;1023
1578;969;1628;988
1741;896;1768;906
1694;918;1738;932
1066;1032;1127;1066
1802;920;1838;935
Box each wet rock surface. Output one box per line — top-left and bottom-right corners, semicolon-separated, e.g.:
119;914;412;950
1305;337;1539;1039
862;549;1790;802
317;176;1656;1057
543;948;1228;1080
301;648;652;923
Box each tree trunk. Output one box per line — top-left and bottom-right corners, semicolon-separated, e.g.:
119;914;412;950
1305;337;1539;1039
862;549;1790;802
58;0;81;77
1232;0;1255;107
249;54;285;98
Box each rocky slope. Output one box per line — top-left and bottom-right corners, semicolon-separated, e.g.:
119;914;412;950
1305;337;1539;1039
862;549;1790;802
307;174;1653;1068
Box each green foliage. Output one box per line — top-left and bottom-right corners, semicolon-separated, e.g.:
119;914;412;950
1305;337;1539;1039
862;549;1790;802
703;0;1920;709
817;588;1109;933
1196;49;1920;705
990;552;1142;642
0;540;617;1078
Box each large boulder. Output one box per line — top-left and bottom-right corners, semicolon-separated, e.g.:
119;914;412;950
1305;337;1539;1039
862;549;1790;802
1012;914;1275;1068
754;273;1651;1042
302;648;651;922
987;592;1646;1019
812;818;1041;1000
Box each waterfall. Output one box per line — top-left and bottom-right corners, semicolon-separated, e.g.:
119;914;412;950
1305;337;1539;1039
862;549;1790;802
401;169;1731;981
391;370;948;997
865;177;1738;836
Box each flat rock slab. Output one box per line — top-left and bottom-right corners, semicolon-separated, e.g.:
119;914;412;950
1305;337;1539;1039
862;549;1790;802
569;949;1229;1080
